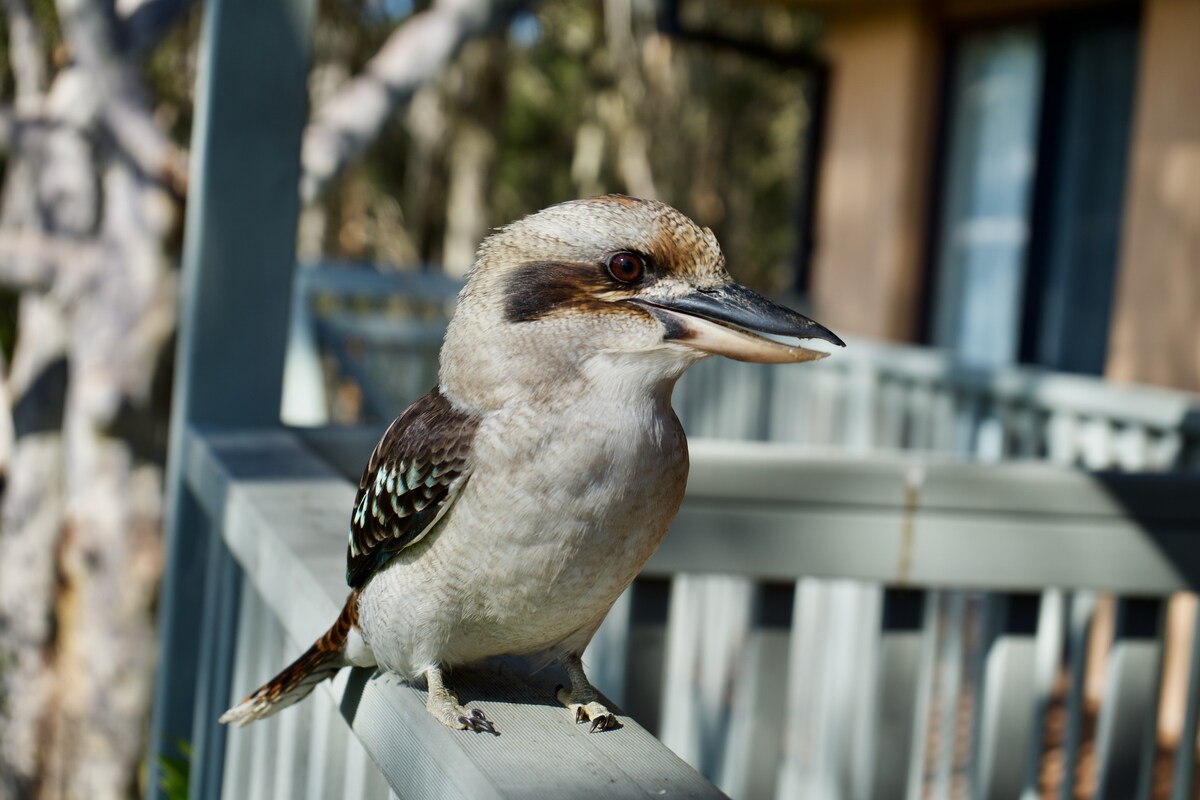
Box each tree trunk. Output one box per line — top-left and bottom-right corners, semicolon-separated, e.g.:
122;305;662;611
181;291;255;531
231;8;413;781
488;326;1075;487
0;2;180;797
301;0;527;203
0;296;68;799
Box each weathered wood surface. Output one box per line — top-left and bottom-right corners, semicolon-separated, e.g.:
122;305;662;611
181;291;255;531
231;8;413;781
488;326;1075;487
185;428;727;800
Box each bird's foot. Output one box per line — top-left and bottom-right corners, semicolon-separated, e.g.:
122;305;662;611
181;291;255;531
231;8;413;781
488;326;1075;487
424;667;499;735
555;684;622;733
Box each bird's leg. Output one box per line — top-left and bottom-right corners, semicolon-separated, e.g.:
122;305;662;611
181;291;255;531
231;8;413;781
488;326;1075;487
423;666;498;735
555;654;622;732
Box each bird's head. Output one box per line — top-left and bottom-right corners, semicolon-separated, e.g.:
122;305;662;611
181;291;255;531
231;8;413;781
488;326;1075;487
440;196;843;410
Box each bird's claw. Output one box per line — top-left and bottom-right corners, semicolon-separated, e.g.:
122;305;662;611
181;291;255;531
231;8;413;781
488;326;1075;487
588;713;621;733
558;688;622;733
456;708;500;735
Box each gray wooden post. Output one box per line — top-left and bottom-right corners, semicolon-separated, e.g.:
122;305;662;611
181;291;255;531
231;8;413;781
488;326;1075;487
145;0;317;795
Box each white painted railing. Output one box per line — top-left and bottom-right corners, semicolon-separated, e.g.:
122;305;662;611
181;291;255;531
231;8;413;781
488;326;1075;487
287;263;1200;471
185;429;725;799
247;264;1200;799
301;425;1200;800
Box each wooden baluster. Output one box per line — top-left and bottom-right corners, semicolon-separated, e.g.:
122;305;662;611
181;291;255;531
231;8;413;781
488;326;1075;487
970;593;1043;800
865;589;929;800
1117;424;1151;472
906;382;933;451
778;579;831;797
1082;417;1117;471
974;403;1006;463
1047;411;1081;466
775;581;885;798
810;367;840;447
247;594;287;799
272;676;312;800
659;574;755;782
718;583;793;799
221;580;264;798
190;525;242;799
303;688;340;800
1094;597;1166;800
845;359;880;452
625;578;671;736
583;584;634;708
930;387;957;453
1060;591;1098;800
769;365;810;443
931;591;968;800
1033;590;1067;798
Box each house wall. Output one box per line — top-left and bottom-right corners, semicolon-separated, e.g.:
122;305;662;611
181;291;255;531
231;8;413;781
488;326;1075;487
808;7;938;342
1106;0;1200;393
809;0;1200;393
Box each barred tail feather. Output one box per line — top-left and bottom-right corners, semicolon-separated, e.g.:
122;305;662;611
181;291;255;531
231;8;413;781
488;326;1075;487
219;592;359;726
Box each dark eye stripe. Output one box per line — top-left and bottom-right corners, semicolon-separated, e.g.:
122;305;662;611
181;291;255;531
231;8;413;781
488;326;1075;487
503;258;661;324
504;261;610;323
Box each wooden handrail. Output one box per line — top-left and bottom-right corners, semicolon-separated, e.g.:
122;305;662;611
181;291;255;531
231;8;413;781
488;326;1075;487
297;426;1200;593
185;428;727;799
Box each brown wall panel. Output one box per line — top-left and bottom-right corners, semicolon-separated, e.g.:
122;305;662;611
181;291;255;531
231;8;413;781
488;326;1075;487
1107;0;1200;391
810;7;939;342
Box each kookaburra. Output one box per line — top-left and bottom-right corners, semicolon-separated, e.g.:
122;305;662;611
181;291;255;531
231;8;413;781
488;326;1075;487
221;196;841;734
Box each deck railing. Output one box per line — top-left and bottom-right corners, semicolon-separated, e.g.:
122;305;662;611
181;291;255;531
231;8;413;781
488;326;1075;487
184;429;725;799
189;420;1200;799
211;263;1200;800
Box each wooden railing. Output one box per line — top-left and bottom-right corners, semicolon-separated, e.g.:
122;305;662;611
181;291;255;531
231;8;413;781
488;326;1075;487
223;263;1200;800
184;429;725;799
301;426;1200;800
288;262;1200;471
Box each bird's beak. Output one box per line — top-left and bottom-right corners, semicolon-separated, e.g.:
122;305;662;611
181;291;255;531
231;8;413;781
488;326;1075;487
632;283;844;364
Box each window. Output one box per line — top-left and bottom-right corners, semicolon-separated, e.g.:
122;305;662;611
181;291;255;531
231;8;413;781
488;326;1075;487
929;9;1139;375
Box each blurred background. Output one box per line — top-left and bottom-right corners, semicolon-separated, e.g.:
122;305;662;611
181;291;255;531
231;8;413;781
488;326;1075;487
0;0;1198;798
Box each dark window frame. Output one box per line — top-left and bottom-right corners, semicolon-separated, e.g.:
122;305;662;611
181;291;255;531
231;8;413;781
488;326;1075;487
918;1;1142;374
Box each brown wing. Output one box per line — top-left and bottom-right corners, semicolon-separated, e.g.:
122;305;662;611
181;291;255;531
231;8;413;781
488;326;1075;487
346;388;479;589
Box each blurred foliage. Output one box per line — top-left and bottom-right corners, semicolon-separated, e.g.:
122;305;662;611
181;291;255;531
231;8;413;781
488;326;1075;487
155;738;191;800
0;0;823;380
143;4;205;151
313;0;823;295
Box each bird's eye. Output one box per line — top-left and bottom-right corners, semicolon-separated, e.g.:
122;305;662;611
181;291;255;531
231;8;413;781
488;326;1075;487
607;252;645;284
